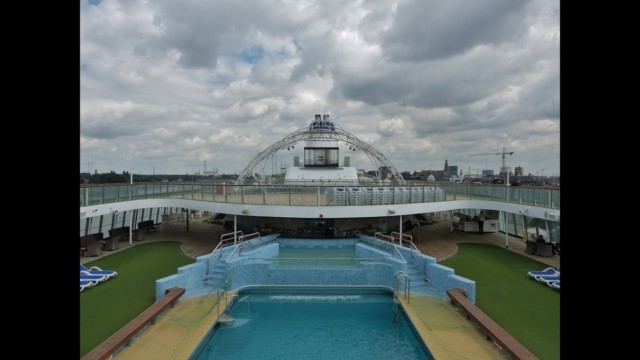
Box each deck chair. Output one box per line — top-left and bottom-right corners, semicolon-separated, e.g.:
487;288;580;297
80;271;108;283
535;274;560;283
546;280;560;289
80;280;96;292
80;264;118;279
527;266;559;279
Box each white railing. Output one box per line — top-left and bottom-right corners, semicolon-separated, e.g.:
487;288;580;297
80;182;561;210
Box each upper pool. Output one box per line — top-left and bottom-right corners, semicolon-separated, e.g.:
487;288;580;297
276;241;359;267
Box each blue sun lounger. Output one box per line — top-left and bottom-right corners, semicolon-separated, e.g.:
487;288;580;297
80;264;118;279
546;280;560;289
80;280;96;292
527;267;559;279
535;274;560;283
80;271;108;283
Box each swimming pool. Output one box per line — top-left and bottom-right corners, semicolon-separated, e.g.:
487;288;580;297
276;243;359;267
189;287;434;360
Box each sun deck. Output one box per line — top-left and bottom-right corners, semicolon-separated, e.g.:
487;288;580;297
81;217;559;269
81;218;559;359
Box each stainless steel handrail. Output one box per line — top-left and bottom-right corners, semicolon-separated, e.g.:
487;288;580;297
394;271;410;303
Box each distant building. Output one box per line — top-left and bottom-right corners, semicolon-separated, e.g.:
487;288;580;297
409;159;458;181
448;165;458;178
514;166;523;176
482;169;494;176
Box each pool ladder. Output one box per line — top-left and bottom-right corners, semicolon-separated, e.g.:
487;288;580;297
218;294;253;328
393;271;410;326
238;295;253;317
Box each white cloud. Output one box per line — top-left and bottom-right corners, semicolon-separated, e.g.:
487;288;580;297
81;0;560;177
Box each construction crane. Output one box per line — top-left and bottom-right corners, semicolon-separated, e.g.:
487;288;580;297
468;147;514;180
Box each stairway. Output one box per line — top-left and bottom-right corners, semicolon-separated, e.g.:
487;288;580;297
404;261;441;297
405;262;427;292
204;261;228;288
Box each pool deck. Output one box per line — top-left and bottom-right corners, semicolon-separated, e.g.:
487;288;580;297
84;215;558;359
398;294;511;359
411;217;560;269
114;290;237;360
82;214;559;269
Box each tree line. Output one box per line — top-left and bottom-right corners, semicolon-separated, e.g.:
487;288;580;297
80;171;237;184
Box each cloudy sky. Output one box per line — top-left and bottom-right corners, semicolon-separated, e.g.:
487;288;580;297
80;0;559;178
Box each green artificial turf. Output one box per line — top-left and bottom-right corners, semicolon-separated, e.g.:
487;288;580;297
80;242;195;357
440;243;560;360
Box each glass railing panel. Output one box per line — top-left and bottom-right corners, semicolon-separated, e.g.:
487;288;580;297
202;184;213;202
170;184;181;199
117;185;128;201
223;185;242;204
214;183;228;203
88;187;103;205
79;183;559;210
485;186;495;201
534;188;548;207
550;189;560;209
131;184;145;200
507;187;519;204
103;186;117;203
287;186;310;206
240;185;264;205
149;184;158;198
263;185;276;205
146;184;153;199
184;184;193;200
262;185;286;205
193;184;202;200
317;186;330;206
518;188;532;206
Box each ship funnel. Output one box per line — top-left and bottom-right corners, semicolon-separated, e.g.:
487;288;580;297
315;114;322;121
323;114;330;121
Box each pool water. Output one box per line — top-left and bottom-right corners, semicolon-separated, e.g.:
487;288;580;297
190;289;433;360
276;244;358;267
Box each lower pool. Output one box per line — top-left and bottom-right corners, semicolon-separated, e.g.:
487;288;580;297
189;287;434;360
